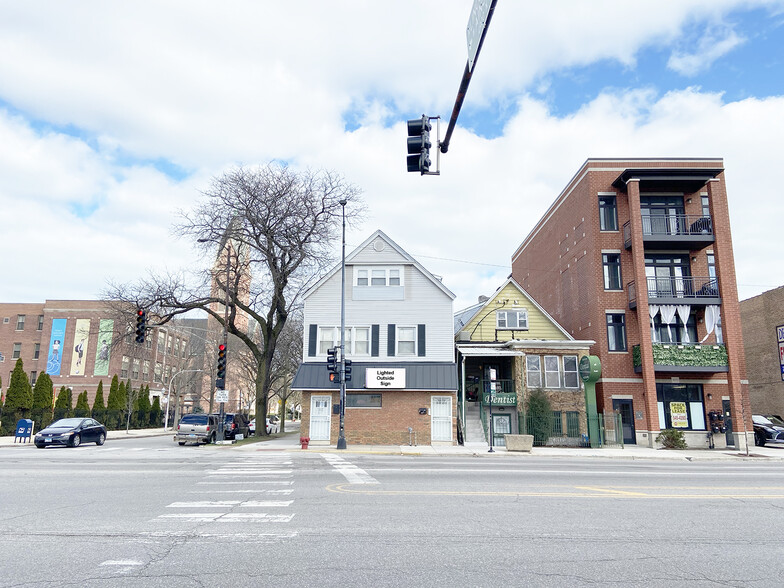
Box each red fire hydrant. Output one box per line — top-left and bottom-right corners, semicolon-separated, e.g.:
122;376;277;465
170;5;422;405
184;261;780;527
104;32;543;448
300;436;310;449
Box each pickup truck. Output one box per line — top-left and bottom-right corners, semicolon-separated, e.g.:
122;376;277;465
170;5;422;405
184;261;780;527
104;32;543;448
175;414;219;445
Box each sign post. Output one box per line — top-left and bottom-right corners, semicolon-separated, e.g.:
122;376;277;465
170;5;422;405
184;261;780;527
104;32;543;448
579;355;602;448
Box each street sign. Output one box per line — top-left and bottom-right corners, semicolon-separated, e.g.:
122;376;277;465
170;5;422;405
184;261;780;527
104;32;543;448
466;0;492;72
215;390;229;404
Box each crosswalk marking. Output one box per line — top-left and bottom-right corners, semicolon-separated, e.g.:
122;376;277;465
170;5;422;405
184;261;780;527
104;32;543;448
166;500;293;508
197;480;293;485
189;489;294;494
321;454;379;485
158;513;294;522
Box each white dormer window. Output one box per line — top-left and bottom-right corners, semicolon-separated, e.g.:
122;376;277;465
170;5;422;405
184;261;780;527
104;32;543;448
496;309;528;330
354;266;404;287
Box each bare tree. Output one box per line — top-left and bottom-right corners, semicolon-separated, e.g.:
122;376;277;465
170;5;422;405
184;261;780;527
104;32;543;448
106;164;362;436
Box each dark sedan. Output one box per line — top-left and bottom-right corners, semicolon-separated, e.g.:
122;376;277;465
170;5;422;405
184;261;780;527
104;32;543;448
752;415;784;447
34;418;107;448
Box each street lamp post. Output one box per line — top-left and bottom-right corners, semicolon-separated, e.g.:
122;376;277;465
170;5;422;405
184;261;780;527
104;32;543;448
165;369;204;430
336;198;348;450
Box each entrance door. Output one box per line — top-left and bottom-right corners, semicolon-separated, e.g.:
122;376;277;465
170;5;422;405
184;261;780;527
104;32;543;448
722;399;734;446
492;414;511;447
431;396;453;442
309;395;332;441
612;399;636;445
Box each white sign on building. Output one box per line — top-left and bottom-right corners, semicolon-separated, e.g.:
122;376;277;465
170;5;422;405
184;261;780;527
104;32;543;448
365;368;406;389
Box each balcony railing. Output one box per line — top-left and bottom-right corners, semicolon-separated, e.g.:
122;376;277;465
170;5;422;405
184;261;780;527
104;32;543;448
623;214;714;249
628;276;720;308
632;343;729;373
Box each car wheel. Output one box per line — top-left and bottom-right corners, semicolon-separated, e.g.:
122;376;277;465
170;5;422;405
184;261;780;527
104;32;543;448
758;434;766;447
70;434;81;447
96;433;106;446
35;444;46;449
178;441;186;446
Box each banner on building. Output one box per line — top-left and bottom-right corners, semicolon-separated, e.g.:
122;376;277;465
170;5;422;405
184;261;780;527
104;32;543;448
46;318;67;376
70;319;91;376
777;324;784;382
93;319;114;376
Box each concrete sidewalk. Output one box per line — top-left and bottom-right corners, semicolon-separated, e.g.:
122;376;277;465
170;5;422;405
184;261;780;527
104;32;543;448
4;425;784;461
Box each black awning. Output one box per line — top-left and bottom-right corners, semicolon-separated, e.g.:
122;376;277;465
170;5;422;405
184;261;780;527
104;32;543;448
612;168;723;193
292;361;458;391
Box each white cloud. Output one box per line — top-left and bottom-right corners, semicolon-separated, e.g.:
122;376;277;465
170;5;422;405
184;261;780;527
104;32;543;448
668;26;746;76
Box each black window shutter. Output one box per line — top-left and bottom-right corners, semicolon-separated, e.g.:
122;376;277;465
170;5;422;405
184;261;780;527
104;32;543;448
418;324;426;357
387;324;395;357
308;324;317;357
371;325;379;357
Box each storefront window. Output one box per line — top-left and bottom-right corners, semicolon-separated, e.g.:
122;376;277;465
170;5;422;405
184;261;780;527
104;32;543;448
656;383;705;430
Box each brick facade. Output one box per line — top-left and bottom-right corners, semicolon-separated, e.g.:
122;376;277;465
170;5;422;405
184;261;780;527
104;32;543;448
511;159;750;449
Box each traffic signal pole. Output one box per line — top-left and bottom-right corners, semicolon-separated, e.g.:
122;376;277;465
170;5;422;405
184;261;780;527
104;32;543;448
440;0;498;155
337;198;348;450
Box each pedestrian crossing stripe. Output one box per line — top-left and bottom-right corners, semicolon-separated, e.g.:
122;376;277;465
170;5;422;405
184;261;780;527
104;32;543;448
157;513;294;522
166;500;293;508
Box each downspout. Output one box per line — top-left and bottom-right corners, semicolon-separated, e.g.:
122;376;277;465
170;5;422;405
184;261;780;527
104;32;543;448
461;354;466;441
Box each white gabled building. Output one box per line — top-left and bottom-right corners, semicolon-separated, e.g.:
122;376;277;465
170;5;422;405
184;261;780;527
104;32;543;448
292;230;458;446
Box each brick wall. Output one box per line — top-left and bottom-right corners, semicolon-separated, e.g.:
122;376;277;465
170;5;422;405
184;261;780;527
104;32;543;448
741;286;784;416
301;390;457;445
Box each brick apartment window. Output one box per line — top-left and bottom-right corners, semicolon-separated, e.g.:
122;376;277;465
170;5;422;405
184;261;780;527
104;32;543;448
30;371;37;386
33;343;40;359
602;253;622;290
599;195;618;231
701;195;711;218
132;359;140;380
157;332;165;354
12;343;22;359
606;313;627;351
164;366;171;385
121;356;130;379
16;315;25;331
167;337;173;355
526;355;542;388
154;362;162;383
563;356;579;389
544;355;560;388
146;337;152;350
397;326;416;356
37;315;44;330
143;360;150;381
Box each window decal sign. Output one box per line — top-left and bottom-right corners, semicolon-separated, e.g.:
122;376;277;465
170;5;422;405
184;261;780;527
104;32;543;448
46;318;67;375
670;402;689;428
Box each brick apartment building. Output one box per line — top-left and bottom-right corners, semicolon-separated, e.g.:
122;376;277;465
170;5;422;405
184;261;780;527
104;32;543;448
511;158;750;449
740;286;784;418
0;301;208;418
292;230;458;446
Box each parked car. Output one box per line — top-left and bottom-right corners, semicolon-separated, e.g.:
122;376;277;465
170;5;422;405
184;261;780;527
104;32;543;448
248;417;278;435
752;414;784;447
210;413;250;440
175;414;219;445
35;418;107;448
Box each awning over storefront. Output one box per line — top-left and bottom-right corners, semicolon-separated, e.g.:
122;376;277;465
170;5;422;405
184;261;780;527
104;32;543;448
456;346;524;357
292;361;458;391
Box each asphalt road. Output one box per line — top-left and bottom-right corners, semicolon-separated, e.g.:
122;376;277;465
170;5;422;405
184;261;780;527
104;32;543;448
2;435;784;587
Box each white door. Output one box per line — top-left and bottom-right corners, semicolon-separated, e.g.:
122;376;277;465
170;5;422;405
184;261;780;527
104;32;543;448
309;395;332;441
431;396;453;442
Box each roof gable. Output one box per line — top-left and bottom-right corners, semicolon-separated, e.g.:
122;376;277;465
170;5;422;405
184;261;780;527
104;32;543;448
455;278;572;342
304;229;455;300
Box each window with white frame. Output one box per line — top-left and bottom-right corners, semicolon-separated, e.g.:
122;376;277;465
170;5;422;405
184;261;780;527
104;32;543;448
544;356;560;388
132;359;140;380
397;326;416;356
12;343;22;359
16;315;25;331
496;309;528;330
121;356;130;379
354;266;404;287
526;355;542;388
563;356;579;388
319;326;370;356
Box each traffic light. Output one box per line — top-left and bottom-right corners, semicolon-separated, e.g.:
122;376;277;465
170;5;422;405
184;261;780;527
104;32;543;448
135;309;146;344
329;371;341;384
216;343;227;389
326;347;337;374
344;359;352;382
407;115;431;174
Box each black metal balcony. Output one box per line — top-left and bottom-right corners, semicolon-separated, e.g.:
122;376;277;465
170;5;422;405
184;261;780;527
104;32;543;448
628;276;721;309
623;214;714;250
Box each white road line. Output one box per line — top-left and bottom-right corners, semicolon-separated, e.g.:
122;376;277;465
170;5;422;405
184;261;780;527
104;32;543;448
166;500;292;508
140;531;298;540
189;489;294;494
197;480;293;485
99;560;143;575
321;454;379;485
158;513;294;522
208;469;293;475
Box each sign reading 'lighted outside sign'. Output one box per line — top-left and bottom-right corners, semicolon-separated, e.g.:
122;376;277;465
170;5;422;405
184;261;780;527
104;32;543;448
365;368;405;389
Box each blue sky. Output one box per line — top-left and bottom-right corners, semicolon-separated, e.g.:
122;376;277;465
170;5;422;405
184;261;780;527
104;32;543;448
0;0;782;310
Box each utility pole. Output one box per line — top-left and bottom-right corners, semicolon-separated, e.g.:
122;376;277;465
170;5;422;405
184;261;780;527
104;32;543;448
337;198;348;450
